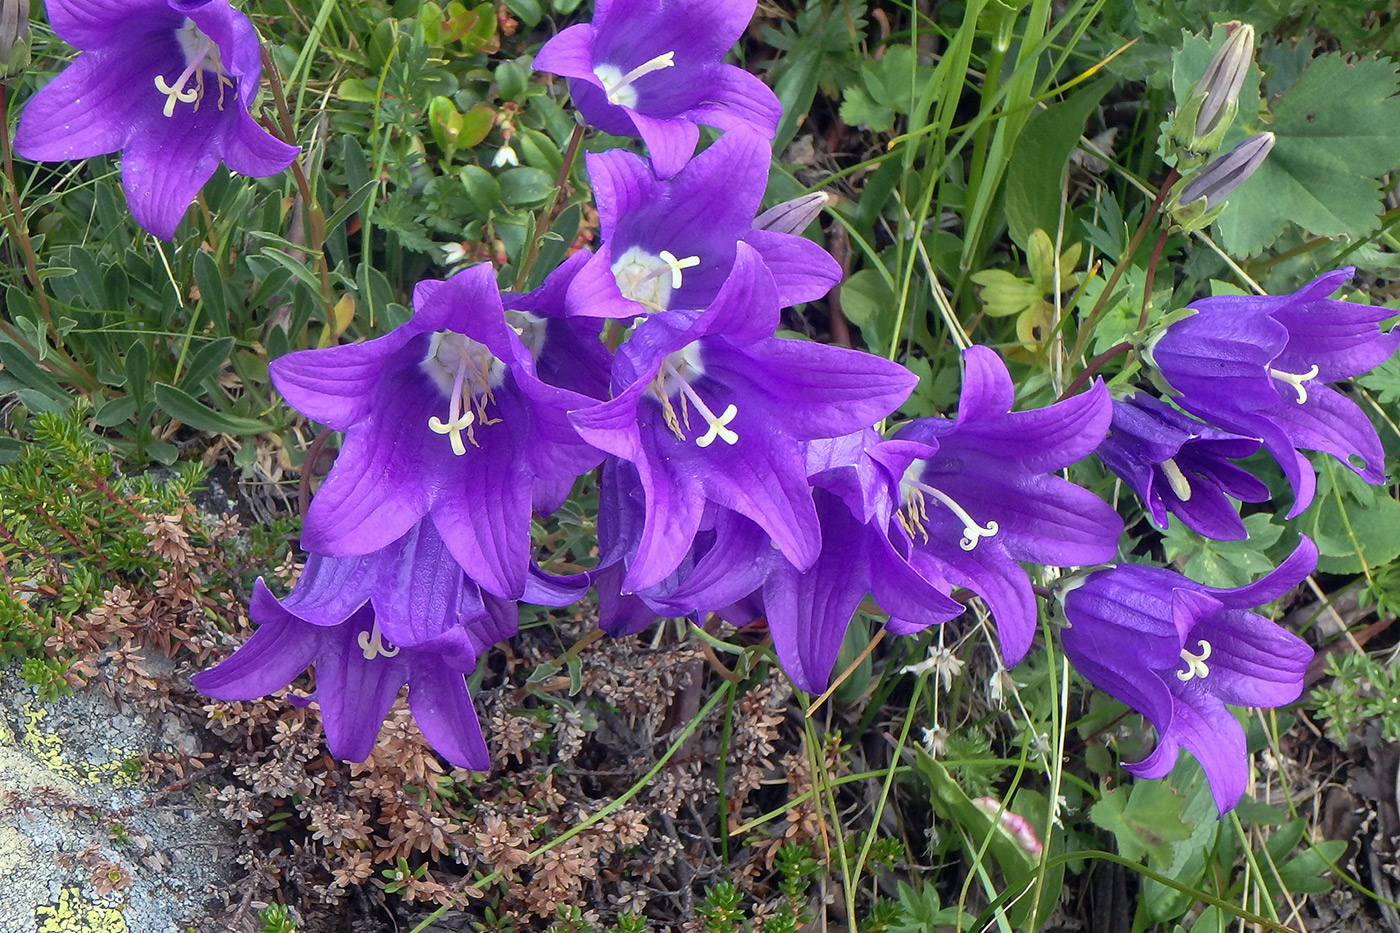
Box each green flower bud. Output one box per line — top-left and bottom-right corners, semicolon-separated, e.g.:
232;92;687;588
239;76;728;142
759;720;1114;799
0;0;29;83
1167;132;1274;231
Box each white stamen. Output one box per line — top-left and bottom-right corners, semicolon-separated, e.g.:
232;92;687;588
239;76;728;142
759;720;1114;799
1268;364;1320;404
358;622;401;661
1160;458;1192;501
595;51;676;107
1175;639;1212;682
657;250;700;290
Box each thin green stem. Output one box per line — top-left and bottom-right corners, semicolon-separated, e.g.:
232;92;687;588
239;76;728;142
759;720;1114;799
260;43;335;327
0;85;99;392
514;122;586;291
1067;167;1177;364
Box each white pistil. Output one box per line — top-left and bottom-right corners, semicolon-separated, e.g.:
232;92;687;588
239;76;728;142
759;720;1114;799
658;250;700;290
666;360;738;448
1269;363;1320;404
422;333;503;455
1160;458;1192;500
904;478;998;551
357;622;400;661
651;346;739;448
595;51;676;107
427;356;475;456
154;20;233;118
1175;639;1212;682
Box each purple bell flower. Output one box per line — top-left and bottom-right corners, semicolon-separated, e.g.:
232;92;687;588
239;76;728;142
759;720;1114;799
192;521;588;769
888;346;1123;665
1146;268;1400;517
564;129;840;321
1057;536;1317;814
270;263;603;599
1096;393;1270;541
14;0;298;239
570;245;916;592
592;459;778;636
532;0;781;178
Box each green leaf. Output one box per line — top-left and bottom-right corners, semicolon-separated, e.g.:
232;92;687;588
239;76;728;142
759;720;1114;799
839;84;895;133
1299;462;1400;574
1003;78;1113;252
1215;54;1400;256
1090;780;1194;864
460;164;502;215
498;167;554;207
179;337;236;392
1161;512;1283;588
153;383;271;436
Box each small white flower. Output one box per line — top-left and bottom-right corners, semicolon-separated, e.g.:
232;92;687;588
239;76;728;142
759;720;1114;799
492;144;518;167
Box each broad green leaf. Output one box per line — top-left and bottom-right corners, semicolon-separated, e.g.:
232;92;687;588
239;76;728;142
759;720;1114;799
1090;780;1193;864
1162;513;1282;588
498;167;554;207
1003;78;1112;252
1300;463;1400;574
1214;54;1400;256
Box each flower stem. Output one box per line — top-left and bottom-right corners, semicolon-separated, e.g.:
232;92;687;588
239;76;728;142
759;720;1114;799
259;44;336;331
1057;341;1131;401
1137;228;1170;332
0;84;99;392
513;122;586;292
1067;167;1178;364
297;426;333;515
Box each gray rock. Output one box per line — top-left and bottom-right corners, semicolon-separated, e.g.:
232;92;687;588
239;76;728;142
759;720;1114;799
0;666;239;933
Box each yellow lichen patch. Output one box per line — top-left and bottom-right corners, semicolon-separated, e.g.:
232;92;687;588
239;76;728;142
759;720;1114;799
33;885;128;933
19;699;142;788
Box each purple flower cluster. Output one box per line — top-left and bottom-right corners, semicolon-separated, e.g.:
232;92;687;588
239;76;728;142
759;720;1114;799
46;0;1371;817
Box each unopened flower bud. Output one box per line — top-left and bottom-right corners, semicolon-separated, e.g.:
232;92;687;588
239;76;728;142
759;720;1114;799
1168;23;1255;167
0;0;30;83
1193;24;1253;139
753;191;829;235
1168;132;1274;231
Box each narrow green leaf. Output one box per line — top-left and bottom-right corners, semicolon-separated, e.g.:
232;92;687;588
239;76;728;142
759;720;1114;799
153;383;271;436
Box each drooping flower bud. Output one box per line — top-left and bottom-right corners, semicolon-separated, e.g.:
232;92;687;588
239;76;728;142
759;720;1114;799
753;191;829;235
1167;132;1274;231
0;0;30;84
1168;23;1255;167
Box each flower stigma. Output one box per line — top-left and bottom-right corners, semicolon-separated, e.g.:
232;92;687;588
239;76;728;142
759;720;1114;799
593;51;676;108
422;332;506;456
648;342;738;448
358;622;400;661
611;246;701;312
1160;458;1192;500
154;19;234;118
899;463;999;551
1268;363;1320;404
1175;639;1212;682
